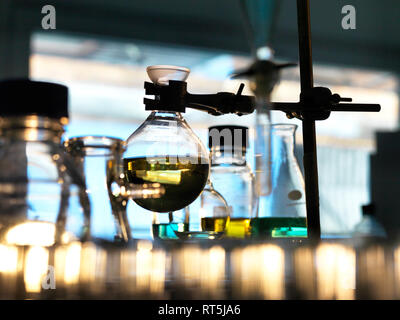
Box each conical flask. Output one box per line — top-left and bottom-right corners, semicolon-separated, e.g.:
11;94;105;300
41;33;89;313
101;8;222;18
251;123;307;238
123;66;210;215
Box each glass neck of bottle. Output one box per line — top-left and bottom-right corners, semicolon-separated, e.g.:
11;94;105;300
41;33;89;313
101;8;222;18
0;115;66;143
272;126;296;160
210;147;247;166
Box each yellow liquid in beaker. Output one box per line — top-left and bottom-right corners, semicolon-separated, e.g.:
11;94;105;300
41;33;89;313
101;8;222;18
201;217;229;233
225;218;251;238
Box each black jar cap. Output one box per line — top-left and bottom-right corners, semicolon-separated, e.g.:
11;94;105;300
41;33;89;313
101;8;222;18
208;125;249;150
362;203;376;217
0;79;68;119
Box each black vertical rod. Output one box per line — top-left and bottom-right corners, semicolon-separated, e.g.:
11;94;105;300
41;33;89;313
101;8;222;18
297;0;313;91
296;0;321;240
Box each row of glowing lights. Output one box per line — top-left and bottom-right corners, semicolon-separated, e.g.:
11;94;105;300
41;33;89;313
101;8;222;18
1;241;400;299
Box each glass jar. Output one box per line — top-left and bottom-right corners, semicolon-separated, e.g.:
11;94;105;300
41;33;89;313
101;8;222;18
0;79;89;246
209;125;258;238
251;124;307;238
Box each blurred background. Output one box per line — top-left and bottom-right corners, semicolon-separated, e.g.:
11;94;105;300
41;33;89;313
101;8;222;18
0;0;399;236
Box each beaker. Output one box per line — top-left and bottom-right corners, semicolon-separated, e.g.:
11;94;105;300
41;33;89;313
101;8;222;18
251;124;307;238
65;136;163;243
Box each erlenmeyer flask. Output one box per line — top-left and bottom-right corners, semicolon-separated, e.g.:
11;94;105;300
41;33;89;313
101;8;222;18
123;66;210;214
251;124;307;238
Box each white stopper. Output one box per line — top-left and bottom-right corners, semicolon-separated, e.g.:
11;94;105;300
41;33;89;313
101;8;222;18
146;65;190;85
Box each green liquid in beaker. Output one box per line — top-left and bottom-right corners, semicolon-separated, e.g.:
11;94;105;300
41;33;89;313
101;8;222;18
250;217;307;238
152;223;188;240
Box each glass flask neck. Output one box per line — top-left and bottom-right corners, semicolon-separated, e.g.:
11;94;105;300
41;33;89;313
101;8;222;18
142;111;185;131
271;124;297;159
150;110;182;119
210;146;247;166
0;115;67;143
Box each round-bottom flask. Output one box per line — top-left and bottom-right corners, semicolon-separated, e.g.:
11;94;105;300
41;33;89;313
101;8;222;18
122;66;210;237
174;180;230;240
151;179;229;240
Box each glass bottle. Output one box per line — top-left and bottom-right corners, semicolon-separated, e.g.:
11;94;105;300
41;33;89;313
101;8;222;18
209;125;258;238
251;123;307;238
123;66;210;221
0;79;89;246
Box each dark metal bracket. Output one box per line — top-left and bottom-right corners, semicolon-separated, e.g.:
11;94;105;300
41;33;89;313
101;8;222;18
144;80;255;116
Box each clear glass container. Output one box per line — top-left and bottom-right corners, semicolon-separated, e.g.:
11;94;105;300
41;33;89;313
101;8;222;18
251;124;307;238
170;179;230;240
196;180;230;239
0;116;89;246
255;105;272;197
64;136;128;243
65;136;165;243
123;66;210;217
209;125;258;238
